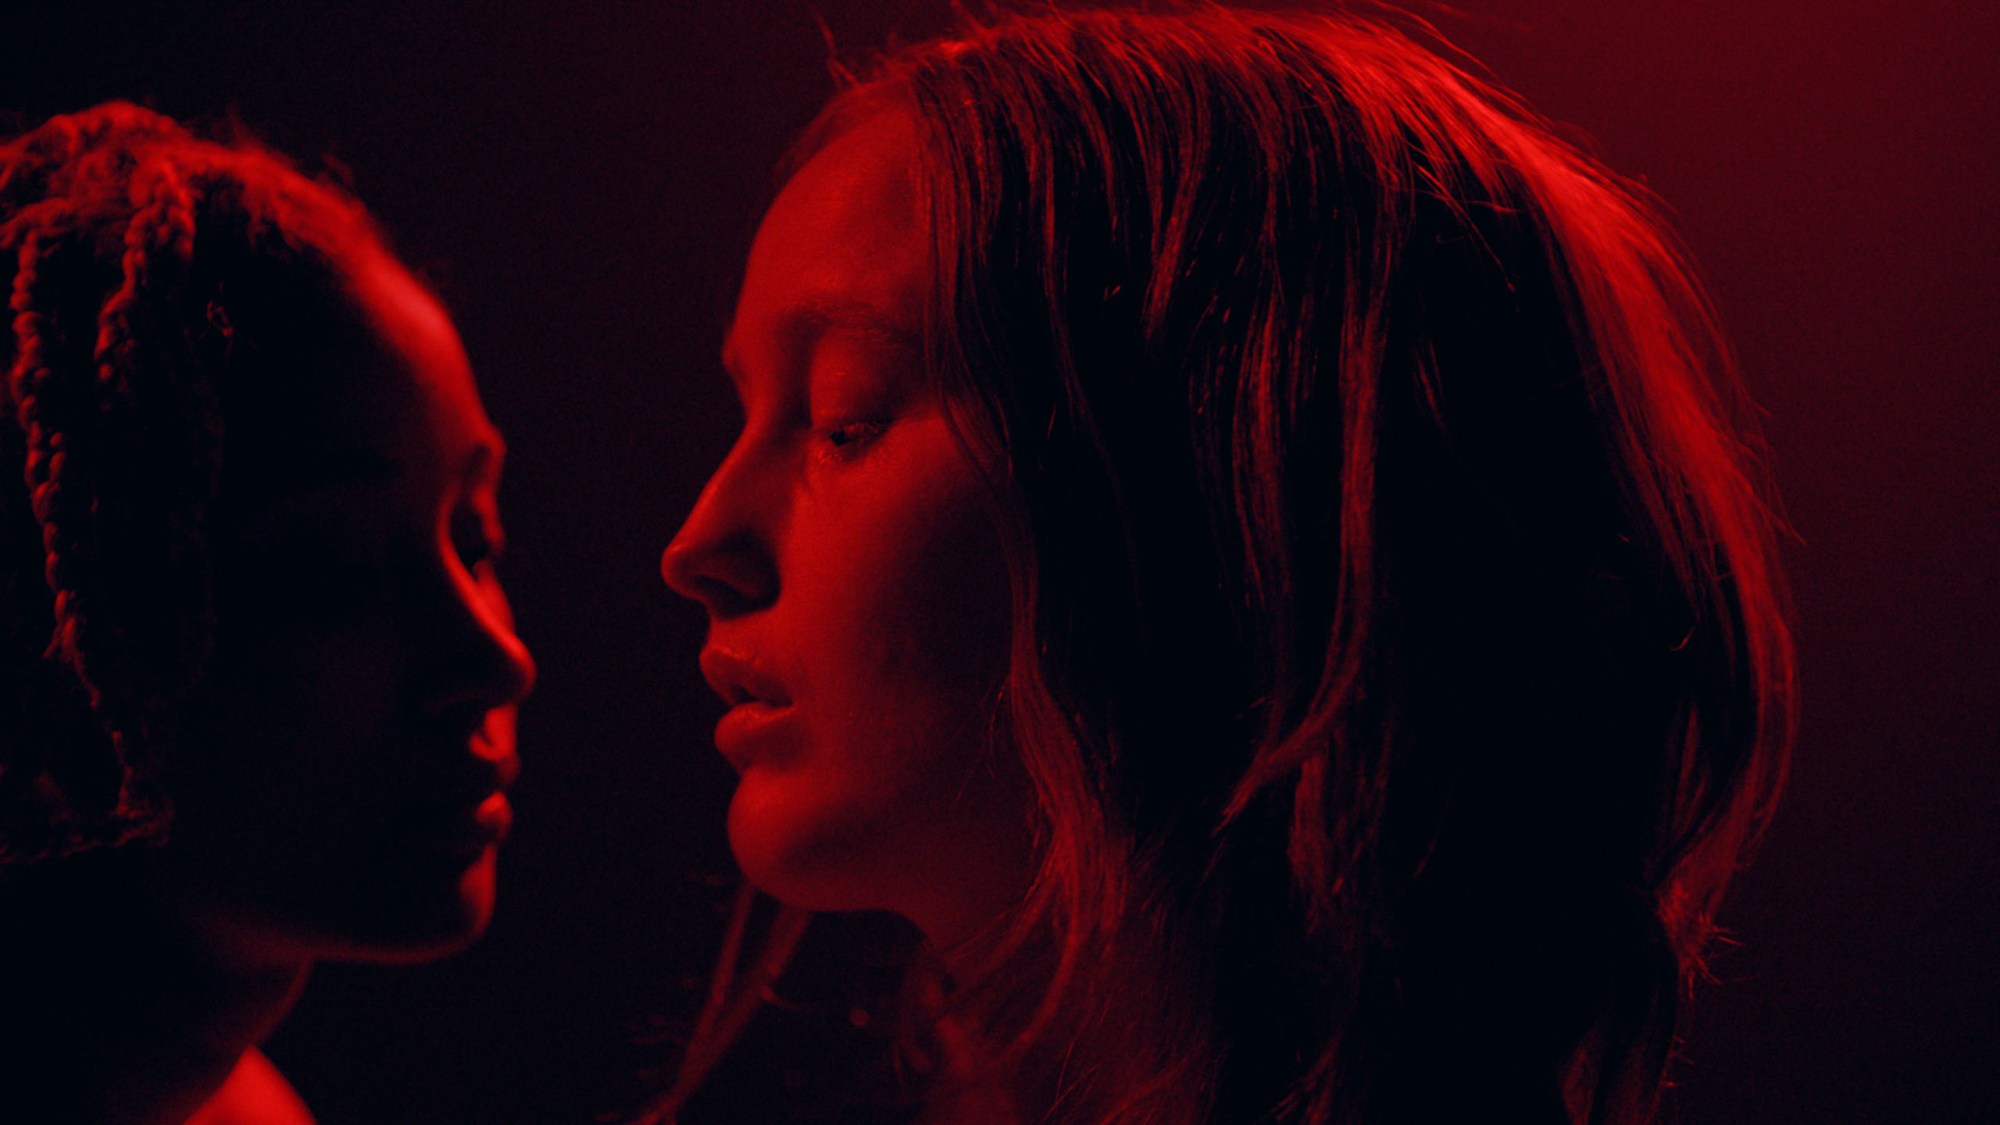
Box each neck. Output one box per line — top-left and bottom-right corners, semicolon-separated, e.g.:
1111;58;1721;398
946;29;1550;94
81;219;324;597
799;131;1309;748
0;848;311;1125
926;914;1206;1125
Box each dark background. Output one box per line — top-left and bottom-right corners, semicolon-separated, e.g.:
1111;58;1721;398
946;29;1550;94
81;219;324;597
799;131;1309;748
6;1;1995;1121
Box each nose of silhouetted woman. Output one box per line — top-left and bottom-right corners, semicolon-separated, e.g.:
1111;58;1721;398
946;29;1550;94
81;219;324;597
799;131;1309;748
425;567;537;719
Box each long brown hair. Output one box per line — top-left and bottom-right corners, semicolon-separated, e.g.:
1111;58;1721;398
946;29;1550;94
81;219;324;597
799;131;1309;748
667;6;1794;1122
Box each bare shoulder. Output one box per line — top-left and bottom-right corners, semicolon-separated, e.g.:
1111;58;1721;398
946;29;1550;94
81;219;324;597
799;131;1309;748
184;1049;317;1125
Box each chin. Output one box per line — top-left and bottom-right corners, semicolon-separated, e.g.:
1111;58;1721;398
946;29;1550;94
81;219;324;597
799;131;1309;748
726;775;902;916
306;847;502;965
727;769;1038;945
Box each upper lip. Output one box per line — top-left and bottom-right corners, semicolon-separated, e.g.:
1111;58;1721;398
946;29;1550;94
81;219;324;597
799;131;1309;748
699;646;793;709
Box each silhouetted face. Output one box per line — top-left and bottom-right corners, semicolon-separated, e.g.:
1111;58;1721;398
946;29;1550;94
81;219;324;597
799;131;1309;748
162;247;535;966
662;112;1034;944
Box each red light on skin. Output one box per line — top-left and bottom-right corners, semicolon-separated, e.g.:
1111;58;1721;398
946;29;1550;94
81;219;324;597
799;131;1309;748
700;644;802;770
473;789;513;845
660;110;1036;947
714;699;798;771
186;1048;314;1125
409;790;514;867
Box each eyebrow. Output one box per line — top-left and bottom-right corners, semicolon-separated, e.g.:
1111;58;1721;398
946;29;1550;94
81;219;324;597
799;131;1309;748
269;447;403;494
213;446;401;522
720;296;923;389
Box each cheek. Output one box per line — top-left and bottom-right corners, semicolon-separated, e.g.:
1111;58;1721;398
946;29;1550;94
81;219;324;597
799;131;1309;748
731;440;1029;916
210;617;411;742
176;614;413;844
166;620;498;960
795;456;1011;754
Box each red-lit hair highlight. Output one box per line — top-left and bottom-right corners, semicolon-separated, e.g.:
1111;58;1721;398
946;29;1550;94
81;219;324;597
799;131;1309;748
667;6;1793;1122
0;102;386;862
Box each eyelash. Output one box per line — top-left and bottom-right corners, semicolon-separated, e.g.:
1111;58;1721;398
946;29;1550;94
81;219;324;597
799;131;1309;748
819;419;887;460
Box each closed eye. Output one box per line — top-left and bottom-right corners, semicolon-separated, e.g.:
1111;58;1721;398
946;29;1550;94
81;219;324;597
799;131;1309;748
821;419;887;460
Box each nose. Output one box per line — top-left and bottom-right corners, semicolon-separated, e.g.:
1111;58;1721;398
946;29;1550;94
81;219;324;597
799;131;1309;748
425;567;537;722
660;453;778;618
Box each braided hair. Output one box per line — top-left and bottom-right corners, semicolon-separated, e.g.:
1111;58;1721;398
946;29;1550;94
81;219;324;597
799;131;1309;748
0;103;381;863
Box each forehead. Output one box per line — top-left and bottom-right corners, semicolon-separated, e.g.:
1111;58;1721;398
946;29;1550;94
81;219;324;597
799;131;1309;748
220;248;498;508
307;251;492;454
343;250;487;432
727;111;929;372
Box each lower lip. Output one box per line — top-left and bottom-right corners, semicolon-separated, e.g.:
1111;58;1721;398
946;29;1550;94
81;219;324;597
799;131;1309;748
714;701;794;767
473;792;512;845
424;793;511;861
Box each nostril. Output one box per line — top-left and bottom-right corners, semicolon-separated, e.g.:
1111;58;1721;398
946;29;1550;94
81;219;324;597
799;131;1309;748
681;573;759;620
420;583;536;718
661;535;777;618
422;637;533;722
427;697;494;742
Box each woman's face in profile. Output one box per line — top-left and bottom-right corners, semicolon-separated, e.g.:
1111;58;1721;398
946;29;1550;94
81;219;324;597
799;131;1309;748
663;111;1035;944
161;249;536;964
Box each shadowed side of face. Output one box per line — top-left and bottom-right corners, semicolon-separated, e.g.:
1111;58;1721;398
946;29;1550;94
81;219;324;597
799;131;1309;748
662;111;1035;947
161;246;537;966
